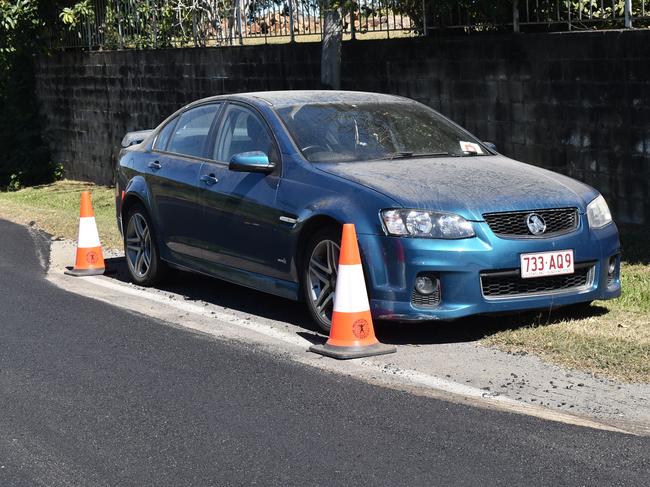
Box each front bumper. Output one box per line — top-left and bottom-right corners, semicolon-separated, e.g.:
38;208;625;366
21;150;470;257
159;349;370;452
358;215;621;321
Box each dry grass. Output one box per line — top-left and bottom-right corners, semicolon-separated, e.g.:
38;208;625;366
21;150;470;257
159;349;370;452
482;226;650;383
0;180;122;250
213;29;416;46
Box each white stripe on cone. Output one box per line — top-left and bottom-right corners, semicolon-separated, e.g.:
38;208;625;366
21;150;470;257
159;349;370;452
77;217;102;248
333;264;370;313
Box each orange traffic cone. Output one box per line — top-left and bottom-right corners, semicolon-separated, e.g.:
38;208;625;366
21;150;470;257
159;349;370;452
64;191;106;277
309;224;396;359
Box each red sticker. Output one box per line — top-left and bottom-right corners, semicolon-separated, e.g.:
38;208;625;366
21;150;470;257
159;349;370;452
352;319;369;339
86;251;98;265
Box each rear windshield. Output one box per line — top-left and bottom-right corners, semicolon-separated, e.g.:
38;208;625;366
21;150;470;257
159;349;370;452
276;101;487;162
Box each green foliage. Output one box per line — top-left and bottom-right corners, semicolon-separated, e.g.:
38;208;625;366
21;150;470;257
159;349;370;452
54;162;65;181
59;0;93;27
8;171;22;191
0;0;55;190
90;0;179;50
0;0;41;57
95;0;240;49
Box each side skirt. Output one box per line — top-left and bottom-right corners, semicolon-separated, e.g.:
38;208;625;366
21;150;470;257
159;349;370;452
163;252;300;301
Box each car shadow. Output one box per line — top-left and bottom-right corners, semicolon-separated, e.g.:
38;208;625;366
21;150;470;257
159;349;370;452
373;304;609;346
105;256;610;347
105;256;318;330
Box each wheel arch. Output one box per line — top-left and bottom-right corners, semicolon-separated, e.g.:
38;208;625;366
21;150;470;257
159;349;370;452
121;193;149;222
120;175;154;233
294;212;379;306
294;215;342;296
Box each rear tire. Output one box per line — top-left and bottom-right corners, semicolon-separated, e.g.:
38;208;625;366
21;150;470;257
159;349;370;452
300;226;341;334
124;203;167;287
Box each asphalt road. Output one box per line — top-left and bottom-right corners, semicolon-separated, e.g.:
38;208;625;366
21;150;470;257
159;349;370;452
0;219;648;486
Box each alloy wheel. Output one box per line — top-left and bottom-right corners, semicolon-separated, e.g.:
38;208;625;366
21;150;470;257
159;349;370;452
307;239;340;326
125;213;153;279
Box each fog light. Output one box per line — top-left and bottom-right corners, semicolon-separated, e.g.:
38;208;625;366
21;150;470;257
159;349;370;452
608;256;617;275
415;276;436;295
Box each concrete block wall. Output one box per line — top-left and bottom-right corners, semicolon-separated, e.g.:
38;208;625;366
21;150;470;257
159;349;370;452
341;31;649;224
34;44;320;184
35;31;650;224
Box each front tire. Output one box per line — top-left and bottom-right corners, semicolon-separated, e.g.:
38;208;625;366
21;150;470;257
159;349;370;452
301;226;341;333
124;204;166;286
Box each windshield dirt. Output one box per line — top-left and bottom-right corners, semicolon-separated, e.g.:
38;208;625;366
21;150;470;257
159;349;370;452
277;101;488;163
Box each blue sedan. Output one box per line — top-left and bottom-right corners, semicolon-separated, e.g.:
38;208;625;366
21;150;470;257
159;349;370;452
115;91;621;332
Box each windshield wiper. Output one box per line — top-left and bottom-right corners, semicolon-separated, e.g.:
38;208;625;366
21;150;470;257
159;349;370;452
382;151;450;160
455;152;489;157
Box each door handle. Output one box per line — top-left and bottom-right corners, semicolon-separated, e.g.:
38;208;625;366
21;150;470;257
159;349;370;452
200;174;219;185
148;160;162;170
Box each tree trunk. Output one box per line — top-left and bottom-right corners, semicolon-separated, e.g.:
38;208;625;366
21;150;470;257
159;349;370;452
321;4;341;90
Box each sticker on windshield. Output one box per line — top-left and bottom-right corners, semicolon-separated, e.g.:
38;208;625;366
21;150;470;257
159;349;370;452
460;141;483;154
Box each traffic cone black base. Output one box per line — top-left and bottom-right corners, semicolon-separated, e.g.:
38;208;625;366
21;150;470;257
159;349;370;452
309;342;396;360
64;267;105;277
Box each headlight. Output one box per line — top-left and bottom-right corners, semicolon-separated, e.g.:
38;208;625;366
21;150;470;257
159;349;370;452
381;209;475;238
587;194;612;229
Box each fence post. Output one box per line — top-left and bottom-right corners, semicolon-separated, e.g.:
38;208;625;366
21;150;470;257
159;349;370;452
512;0;520;33
152;0;158;49
192;10;198;47
239;2;244;45
86;17;92;50
422;0;427;36
625;0;633;28
289;0;296;42
117;0;124;49
350;2;356;41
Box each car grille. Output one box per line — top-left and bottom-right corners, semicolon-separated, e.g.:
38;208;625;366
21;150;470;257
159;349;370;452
480;262;595;299
483;208;578;238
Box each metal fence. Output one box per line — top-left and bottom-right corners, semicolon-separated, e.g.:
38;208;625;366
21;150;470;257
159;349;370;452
427;0;650;34
52;0;419;50
52;0;650;50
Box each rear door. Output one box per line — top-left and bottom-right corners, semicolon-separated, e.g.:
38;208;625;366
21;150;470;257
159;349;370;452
147;103;222;265
198;102;286;279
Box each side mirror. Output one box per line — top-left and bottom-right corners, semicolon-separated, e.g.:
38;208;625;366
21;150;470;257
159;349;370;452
121;129;153;148
483;141;498;153
229;151;275;173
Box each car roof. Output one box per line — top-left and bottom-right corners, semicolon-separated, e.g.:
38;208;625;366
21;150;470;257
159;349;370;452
188;90;413;110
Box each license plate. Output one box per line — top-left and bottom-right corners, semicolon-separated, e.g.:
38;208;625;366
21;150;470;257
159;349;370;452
520;250;574;279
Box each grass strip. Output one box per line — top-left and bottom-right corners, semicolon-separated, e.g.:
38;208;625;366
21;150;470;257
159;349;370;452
0;180;121;249
482;227;650;383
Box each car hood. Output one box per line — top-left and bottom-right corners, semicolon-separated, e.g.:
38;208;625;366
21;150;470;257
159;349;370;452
315;156;598;221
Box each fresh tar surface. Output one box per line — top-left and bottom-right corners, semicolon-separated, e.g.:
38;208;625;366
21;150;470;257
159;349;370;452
0;219;647;486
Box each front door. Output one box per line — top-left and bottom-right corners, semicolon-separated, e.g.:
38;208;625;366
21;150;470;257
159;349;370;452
199;103;285;280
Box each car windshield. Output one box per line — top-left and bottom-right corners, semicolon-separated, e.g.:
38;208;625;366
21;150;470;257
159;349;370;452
276;101;488;163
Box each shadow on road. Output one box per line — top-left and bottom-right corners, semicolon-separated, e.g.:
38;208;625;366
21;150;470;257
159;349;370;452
104;256;609;346
106;256;317;330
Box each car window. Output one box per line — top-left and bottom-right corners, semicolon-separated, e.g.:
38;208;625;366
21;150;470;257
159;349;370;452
214;105;275;162
167;104;220;158
276;101;487;162
153;117;177;151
